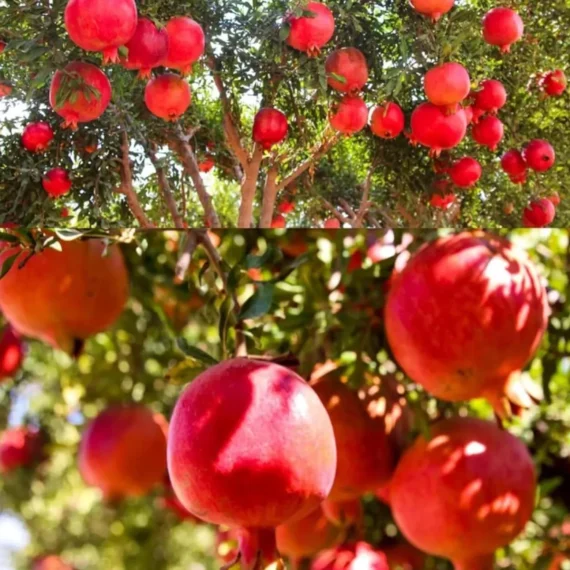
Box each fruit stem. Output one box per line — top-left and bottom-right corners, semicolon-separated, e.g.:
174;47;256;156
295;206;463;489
238;527;278;570
453;553;495;570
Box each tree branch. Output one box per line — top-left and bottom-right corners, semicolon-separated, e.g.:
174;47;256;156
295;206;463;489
354;168;374;228
238;144;264;228
174;230;200;284
259;164;279;228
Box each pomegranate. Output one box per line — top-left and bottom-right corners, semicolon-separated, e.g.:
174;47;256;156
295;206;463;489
276;506;341;560
271;214;287;228
162;17;206;75
410;0;454;21
501;149;527;183
0;82;12;98
144;73;191;121
80;406;167;498
473;79;507;113
312;542;389;570
390;417;536;570
0;426;44;473
424;62;470;113
522;198;556;228
311;375;394;501
324;218;341;228
541;70;567;97
50;62;112;130
471;115;503;151
252;108;289;149
32;556;73;570
463;105;473;124
383;543;426;570
325;48;369;93
198;156;215;173
410;103;467;155
167;359;337;570
523;139;555;172
482;7;524;53
469;105;485;124
286;2;335;55
0;39;5;53
0;325;24;381
42;168;72;197
330;95;368;135
277;201;295;214
122;18;168;79
385;231;549;416
548;191;561;207
449;157;482;188
370;102;405;139
429;192;455;209
0;239;129;354
22;122;54;152
64;0;137;63
321;498;363;527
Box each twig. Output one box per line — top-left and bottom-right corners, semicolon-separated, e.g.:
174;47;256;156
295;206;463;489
355;168;374;227
174;231;200;284
259;164;279;228
339;198;357;220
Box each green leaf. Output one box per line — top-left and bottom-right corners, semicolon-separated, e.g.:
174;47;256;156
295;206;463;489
218;295;235;358
0;232;21;244
238;283;274;320
279;23;290;42
176;338;219;366
0;252;20;279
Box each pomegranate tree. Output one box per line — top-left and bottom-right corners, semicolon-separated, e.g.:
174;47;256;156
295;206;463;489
252;108;289;149
286;2;335;55
162;17;206;75
471;115;503;151
325;48;369;93
522;198;556;227
122;18;168;79
523;139;556;171
370;103;405;139
330;95;368;134
424;62;470;113
21;122;54;152
144;74;191;121
42;168;72;197
0;325;24;381
482;7;524;53
448;157;482;188
410;103;467;155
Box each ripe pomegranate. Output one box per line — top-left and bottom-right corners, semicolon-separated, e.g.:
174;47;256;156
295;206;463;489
64;0;137;63
122;18;168;79
167;359;337;570
252;108;289;149
471;115;503;151
449;157;482;188
0;325;24;381
0;39;5;53
410;0;454;21
473;79;507;113
80;406;167;498
0;426;44;473
277;201;295;214
22;122;54;152
198;156;215;173
32;556;73;570
276;506;341;560
162;17;206;75
330;95;368;135
482;7;524;53
385;232;549;416
325;47;369;93
50;62;112;130
271;214;287;228
522;198;556;228
370;102;405;139
0;82;12;98
390;417;536;570
383;543;426;570
541;70;567;97
523;139;555;172
311;375;394;501
312;542;389;570
42;168;72;197
501;149;527;183
144;74;191;121
424;62;470;113
429;192;455;209
0;239;129;354
548;191;561;207
321;498;363;528
410;103;467;155
286;2;335;55
324;218;341;228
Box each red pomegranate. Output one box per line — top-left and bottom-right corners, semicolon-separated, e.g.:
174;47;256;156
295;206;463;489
449;157;482;188
144;73;191;121
42;168;72;197
471;115;503;151
385;232;549;416
410;0;454;21
0;39;5;53
0;426;44;473
469;105;485;124
390;417;536;570
424;62;470;113
271;214;287;228
122;18;168;79
0;325;24;381
80;406;167;498
311;375;394;501
32;556;73;570
167;359;337;569
277;201;295;214
370;102;405;139
429;192;455;209
162;17;206;75
0;82;12;98
482;7;524;53
0;239;129;354
501;149;527;183
383;543;426;570
541;70;567;97
22;122;54;152
64;0;137;63
312;542;389;570
324;218;341;228
548;192;561;207
198;156;215;173
321;498;363;528
50;62;112;130
522;198;556;228
325;48;369;93
330;95;368;135
252;108;289;149
410;103;467;155
523;139;555;172
286;2;335;55
473;79;507;113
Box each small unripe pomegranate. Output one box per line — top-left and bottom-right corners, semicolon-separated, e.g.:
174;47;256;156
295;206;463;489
325;47;368;93
522;198;556;227
471;115;503;151
501;149;527;183
144;74;191;121
162;17;206;75
42;168;72;197
324;218;341;228
370;102;405;139
547;191;561;207
482;7;524;53
523;139;555;172
312;542;389;570
449;157;482;188
252;108;289;149
541;70;567;97
22;122;54;152
410;103;467;155
0;325;24;381
0;426;44;473
429;191;455;209
122;18;168;79
424;62;470;113
473;79;507;113
410;0;454;21
271;214;287;228
286;2;335;55
330;95;368;134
